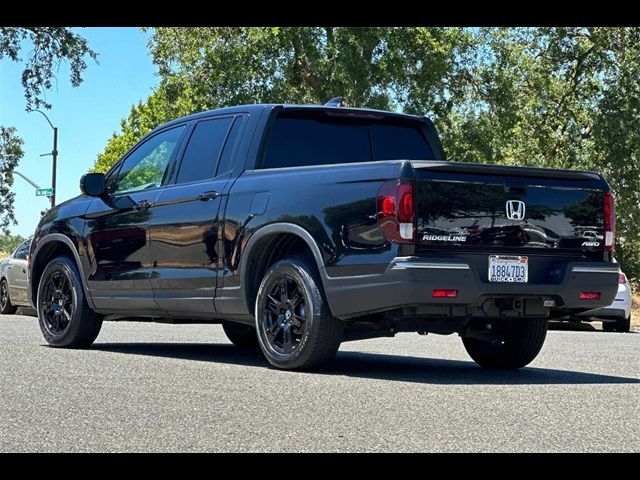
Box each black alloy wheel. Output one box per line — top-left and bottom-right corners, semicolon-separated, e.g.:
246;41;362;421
255;257;343;370
40;268;74;337
37;256;103;348
261;274;308;355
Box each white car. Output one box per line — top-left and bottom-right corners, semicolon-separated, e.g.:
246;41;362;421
0;238;32;314
575;271;633;332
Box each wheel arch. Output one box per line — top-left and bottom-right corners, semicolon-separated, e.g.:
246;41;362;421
30;234;94;310
239;223;330;316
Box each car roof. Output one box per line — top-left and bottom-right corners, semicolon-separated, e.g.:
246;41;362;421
155;103;425;132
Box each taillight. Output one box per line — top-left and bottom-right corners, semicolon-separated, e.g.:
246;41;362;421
604;192;616;251
619;273;627;284
377;179;415;243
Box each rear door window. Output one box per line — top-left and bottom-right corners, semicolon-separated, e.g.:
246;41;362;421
176;117;234;184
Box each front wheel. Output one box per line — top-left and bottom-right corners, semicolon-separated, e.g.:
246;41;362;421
255;257;343;370
37;256;103;348
0;279;17;314
462;318;548;369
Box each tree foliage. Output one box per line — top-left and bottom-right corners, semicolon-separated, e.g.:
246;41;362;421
0;127;24;233
0;232;25;254
0;27;97;111
94;27;640;281
1;27;97;234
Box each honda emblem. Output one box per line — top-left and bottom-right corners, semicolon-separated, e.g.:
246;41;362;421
506;200;526;220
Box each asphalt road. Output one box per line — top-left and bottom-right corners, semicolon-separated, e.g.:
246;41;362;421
1;314;639;452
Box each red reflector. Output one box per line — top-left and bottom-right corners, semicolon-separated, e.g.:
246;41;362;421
432;289;458;298
381;196;395;216
579;292;601;300
619;273;627;284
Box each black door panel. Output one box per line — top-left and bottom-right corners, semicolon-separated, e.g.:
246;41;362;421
84;190;161;312
148;116;241;318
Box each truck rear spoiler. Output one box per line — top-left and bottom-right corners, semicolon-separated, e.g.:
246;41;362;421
412;161;603;181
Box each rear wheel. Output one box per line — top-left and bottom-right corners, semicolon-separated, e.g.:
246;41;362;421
602;321;615;332
222;321;258;348
255;256;343;370
615;316;631;333
462;318;548;369
37;256;103;348
0;279;17;314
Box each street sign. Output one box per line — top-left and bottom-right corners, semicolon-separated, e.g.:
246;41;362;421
36;188;54;197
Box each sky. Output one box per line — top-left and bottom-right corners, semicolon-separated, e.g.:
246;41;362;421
0;27;158;237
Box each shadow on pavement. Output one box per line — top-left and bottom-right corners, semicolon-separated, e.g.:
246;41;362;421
549;321;598;332
89;342;640;386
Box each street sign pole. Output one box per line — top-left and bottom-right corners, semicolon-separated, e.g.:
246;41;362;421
52;127;57;208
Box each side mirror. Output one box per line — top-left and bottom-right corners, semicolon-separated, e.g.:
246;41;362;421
80;173;106;197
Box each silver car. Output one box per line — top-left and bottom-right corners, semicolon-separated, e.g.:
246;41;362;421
0;238;32;314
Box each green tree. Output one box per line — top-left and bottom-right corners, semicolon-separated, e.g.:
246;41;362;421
0;27;97;232
0;232;26;254
0;127;24;233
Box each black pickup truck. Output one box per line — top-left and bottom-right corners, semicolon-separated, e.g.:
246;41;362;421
27;103;620;370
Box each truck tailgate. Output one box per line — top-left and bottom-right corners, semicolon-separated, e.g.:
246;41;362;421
412;161;609;254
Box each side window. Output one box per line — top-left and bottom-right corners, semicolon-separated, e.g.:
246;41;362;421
216;117;243;176
262;117;372;169
14;240;30;260
370;124;434;160
112;125;185;194
176;117;234;184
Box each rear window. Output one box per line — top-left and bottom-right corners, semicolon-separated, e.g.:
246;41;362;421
261;114;434;169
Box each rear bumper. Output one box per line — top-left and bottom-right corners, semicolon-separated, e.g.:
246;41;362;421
574;307;628;320
324;256;619;319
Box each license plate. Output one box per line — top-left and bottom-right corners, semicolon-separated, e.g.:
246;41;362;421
488;255;528;283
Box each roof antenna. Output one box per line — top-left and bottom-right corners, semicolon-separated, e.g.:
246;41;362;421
324;96;344;107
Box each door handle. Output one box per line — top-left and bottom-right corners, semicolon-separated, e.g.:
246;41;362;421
198;190;220;201
133;200;153;210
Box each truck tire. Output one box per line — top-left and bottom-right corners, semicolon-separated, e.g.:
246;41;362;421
0;279;17;314
37;256;103;348
255;256;343;370
222;321;258;348
615;316;631;333
462;318;548;369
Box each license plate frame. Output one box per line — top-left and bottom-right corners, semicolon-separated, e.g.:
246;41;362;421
488;255;528;283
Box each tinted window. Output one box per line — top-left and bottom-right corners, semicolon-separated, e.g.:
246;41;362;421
370;124;434;160
14;240;30;260
113;125;185;194
261;116;435;169
262;118;371;169
216;117;243;176
176;117;233;184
